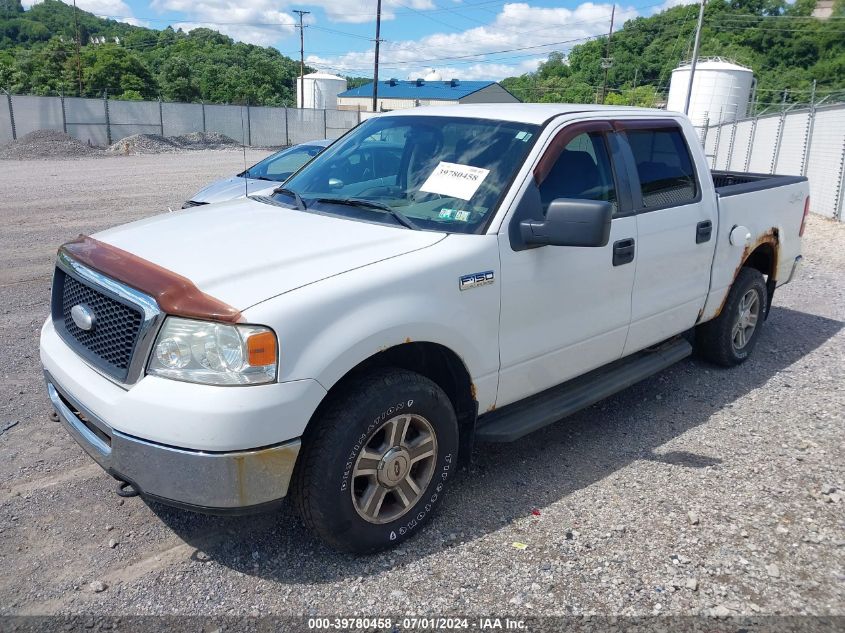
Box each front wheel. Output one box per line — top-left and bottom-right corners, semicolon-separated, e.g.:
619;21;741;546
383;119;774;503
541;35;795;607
696;266;768;367
291;368;459;553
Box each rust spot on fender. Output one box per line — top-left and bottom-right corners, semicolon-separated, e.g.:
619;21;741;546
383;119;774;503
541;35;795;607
404;337;412;344
470;383;477;400
486;404;496;413
714;227;779;318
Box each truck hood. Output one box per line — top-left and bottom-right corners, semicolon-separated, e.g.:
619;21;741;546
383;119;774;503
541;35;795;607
189;176;277;204
94;197;446;310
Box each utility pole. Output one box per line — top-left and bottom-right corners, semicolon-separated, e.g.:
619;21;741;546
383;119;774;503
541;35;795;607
684;0;706;115
600;4;615;104
73;0;83;95
293;9;310;108
372;0;382;113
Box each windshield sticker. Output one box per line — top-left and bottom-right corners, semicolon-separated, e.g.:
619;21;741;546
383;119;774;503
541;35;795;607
515;131;533;142
439;208;456;219
420;162;490;201
454;210;470;222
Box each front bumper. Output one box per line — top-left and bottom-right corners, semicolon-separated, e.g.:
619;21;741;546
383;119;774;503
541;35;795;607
46;370;300;512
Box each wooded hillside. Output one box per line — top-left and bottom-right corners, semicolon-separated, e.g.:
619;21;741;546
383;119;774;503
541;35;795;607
501;0;845;108
0;0;308;105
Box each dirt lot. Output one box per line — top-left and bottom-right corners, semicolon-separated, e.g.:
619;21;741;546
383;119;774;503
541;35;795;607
0;152;843;621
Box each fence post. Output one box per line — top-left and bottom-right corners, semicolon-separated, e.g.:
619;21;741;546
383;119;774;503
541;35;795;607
284;107;289;146
323;108;328;138
836;138;845;222
3;89;16;140
60;90;67;134
246;101;252;146
770;112;787;174
103;90;112;145
744;118;757;172
802;105;816;178
158;97;164;136
726;120;738;170
712;123;723;170
201;101;206;134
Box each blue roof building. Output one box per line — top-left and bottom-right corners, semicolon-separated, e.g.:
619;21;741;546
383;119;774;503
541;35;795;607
336;78;520;112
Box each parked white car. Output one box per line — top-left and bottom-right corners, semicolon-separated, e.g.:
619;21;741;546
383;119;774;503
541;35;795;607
182;138;332;208
41;104;807;553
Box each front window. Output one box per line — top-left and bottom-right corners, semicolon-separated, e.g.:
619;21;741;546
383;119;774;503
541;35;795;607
242;144;325;182
274;116;541;234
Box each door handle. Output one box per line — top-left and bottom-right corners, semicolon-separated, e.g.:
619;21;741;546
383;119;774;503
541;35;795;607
613;238;635;266
696;220;713;244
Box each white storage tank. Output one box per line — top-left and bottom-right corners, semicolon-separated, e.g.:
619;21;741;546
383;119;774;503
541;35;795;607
296;72;347;110
667;58;754;126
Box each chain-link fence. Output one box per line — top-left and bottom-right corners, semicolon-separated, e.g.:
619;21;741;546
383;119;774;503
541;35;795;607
0;92;364;148
694;103;845;221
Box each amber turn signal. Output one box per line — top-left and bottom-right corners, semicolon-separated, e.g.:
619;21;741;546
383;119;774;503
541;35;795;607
247;331;277;366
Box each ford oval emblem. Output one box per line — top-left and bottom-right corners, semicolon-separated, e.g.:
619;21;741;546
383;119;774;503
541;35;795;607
71;304;96;331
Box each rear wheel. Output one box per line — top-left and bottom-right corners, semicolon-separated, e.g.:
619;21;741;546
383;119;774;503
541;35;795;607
292;368;458;553
696;267;768;367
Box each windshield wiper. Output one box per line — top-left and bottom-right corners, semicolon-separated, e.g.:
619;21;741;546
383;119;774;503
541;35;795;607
253;176;278;182
315;197;420;230
273;187;307;211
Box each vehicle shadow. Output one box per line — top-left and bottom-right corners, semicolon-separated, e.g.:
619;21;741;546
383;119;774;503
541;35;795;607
149;305;842;584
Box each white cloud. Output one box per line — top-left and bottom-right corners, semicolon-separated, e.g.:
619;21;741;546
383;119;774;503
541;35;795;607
150;1;296;46
23;0;140;22
651;0;699;12
308;2;638;81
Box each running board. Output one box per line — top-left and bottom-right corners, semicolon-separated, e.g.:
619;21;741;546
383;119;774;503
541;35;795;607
476;338;692;443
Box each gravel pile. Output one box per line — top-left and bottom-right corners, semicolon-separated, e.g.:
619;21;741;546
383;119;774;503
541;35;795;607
0;130;103;160
107;132;240;155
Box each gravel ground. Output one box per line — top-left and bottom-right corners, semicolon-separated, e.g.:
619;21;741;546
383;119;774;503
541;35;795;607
0;153;843;623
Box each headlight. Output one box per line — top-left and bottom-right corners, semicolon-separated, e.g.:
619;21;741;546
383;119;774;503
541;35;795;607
147;317;277;386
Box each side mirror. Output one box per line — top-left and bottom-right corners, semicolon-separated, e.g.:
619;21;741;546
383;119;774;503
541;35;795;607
519;198;612;247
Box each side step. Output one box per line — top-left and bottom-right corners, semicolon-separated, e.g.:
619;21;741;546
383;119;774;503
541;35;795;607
475;338;692;442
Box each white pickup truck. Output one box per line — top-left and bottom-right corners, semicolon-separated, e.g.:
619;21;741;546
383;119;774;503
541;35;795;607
41;104;808;553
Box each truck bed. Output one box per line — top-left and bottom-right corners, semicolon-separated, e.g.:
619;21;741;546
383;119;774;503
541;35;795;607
711;170;807;197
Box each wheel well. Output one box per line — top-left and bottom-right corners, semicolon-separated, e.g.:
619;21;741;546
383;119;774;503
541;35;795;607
741;242;777;318
317;343;478;462
743;243;775;279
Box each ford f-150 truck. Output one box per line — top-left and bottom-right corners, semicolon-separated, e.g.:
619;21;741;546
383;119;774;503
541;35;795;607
41;104;808;553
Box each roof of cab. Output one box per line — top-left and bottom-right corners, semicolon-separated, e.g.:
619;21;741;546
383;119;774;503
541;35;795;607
378;103;678;126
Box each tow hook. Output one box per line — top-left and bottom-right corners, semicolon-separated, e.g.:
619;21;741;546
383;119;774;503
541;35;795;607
116;481;139;498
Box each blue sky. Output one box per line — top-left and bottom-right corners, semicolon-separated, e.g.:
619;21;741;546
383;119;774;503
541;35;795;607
25;1;693;79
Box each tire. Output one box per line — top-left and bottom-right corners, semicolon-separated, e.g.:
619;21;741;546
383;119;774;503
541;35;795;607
696;267;768;367
291;368;459;553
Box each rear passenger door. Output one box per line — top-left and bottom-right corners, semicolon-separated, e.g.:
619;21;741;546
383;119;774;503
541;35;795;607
615;120;717;355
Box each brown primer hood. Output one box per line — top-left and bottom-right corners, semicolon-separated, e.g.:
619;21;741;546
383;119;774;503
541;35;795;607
60;235;243;323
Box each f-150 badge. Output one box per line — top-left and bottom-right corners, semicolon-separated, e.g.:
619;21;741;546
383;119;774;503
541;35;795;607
459;270;494;291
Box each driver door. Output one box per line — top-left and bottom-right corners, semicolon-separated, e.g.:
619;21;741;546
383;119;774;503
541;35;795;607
496;120;637;407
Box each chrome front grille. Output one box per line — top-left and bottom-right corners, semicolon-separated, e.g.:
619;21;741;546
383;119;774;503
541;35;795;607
52;252;163;386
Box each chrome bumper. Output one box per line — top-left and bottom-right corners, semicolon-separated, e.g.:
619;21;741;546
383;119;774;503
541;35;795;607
45;371;301;512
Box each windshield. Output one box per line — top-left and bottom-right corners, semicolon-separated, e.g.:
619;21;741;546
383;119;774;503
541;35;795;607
242;143;326;181
276;116;540;234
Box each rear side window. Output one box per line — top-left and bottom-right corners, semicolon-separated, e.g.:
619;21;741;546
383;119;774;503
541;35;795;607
626;128;697;208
